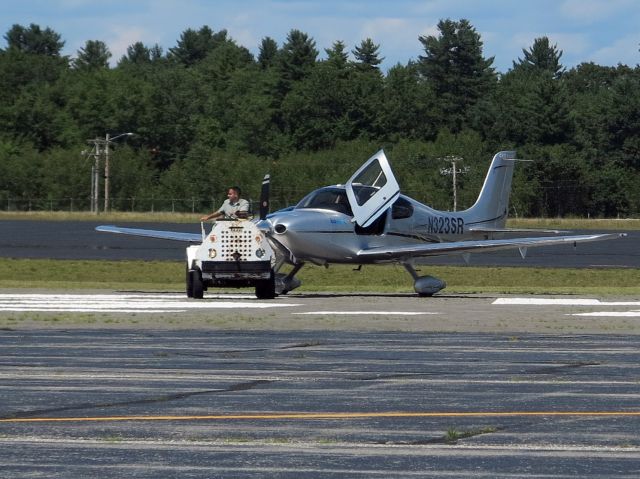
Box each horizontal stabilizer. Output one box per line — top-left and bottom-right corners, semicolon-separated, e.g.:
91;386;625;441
96;225;202;243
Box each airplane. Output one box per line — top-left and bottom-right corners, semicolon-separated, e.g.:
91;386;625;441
97;150;625;297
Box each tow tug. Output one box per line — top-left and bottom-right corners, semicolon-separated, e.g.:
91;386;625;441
186;219;275;299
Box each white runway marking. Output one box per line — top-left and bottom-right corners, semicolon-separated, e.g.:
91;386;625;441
571;311;640;317
493;297;640;318
293;311;437;316
493;298;640;306
0;293;301;313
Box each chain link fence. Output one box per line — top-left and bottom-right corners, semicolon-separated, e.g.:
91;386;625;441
0;196;295;214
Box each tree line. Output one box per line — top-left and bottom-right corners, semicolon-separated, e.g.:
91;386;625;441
1;20;639;216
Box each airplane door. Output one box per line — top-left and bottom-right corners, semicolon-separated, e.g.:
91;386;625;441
345;150;400;228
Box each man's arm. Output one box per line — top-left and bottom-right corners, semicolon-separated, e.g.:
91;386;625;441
200;210;223;221
200;201;227;221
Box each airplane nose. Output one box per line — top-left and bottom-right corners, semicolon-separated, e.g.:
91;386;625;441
255;218;272;232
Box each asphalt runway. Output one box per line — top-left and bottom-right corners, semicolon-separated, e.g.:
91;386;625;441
0;220;638;267
1;219;639;476
1;325;640;478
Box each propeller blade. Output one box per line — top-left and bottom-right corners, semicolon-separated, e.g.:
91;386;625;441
259;174;270;220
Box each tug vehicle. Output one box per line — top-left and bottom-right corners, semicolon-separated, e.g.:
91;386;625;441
186;219;275;299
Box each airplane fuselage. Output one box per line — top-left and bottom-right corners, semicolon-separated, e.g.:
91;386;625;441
266;187;497;266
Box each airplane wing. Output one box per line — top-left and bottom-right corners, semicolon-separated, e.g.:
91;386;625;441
96;225;202;242
468;227;567;234
356;233;626;261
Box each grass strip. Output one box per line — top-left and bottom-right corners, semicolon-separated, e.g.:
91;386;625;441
1;258;638;295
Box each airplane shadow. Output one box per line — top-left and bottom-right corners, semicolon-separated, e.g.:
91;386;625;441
284;292;497;300
115;290;498;300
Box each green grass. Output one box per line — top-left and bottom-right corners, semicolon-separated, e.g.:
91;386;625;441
0;258;183;291
445;426;497;444
298;264;640;295
1;258;638;295
507;217;640;231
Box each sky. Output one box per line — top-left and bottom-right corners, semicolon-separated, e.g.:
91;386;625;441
1;0;639;73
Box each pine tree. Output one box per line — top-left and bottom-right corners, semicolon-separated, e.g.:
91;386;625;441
168;26;228;66
325;40;349;70
72;40;112;70
513;36;564;79
3;23;64;56
418;18;496;132
278;29;318;84
352;38;383;71
258;37;278;69
119;42;151;66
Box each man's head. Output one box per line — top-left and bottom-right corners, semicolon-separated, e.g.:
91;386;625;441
227;186;241;203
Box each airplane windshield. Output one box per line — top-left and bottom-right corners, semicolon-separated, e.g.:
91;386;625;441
351;159;388;204
296;188;353;216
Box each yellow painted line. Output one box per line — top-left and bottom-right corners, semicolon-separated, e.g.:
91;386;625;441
2;411;640;423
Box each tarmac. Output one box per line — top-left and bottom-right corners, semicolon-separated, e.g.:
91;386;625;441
1;220;639;477
1;292;640;477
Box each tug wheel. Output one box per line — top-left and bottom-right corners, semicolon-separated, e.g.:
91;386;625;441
190;269;204;299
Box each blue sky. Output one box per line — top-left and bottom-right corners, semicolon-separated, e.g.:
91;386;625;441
1;0;639;73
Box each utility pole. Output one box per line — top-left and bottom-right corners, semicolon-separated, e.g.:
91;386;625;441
104;132;133;212
439;155;469;211
83;139;102;214
104;133;110;212
84;132;133;213
93;142;100;213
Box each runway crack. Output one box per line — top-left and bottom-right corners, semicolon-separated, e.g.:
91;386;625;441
0;379;272;421
529;361;600;374
168;342;324;357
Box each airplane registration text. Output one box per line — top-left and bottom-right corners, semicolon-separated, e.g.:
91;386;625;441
426;216;464;235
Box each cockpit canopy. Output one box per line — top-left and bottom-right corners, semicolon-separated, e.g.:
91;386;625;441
295;185;414;220
295;186;379;216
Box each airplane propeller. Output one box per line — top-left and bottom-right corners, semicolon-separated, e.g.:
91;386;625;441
259;174;270;221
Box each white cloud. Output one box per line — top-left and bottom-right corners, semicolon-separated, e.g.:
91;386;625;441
588;34;640;66
229;27;259;50
360;18;417;47
560;0;635;23
417;23;440;40
356;18;438;66
105;26;158;63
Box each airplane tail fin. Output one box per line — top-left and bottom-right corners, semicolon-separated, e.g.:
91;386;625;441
464;151;518;229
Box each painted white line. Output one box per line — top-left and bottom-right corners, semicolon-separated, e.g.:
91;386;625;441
293;311;437;316
0;301;299;309
0;293;301;313
0;308;182;313
493;298;640;306
0;293;254;301
570;311;640;317
1;436;639;454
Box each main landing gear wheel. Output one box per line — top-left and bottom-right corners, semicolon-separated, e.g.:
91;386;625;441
255;269;276;299
187;268;204;299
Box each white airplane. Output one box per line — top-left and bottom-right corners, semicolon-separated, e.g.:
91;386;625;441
97;150;624;296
